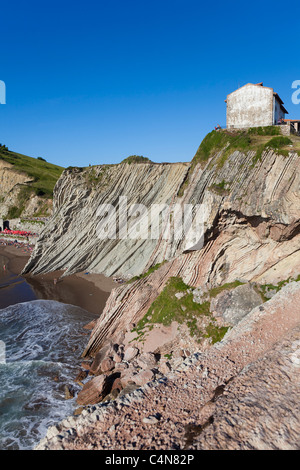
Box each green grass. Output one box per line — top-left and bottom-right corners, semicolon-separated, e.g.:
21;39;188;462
20;218;46;225
192;130;253;168
127;261;167;283
132;277;229;344
248;126;280;136
208;280;244;298
0;147;64;199
252;136;293;164
257;275;300;301
266;136;293;150
178;130;252;196
208;179;230;195
6;206;22;219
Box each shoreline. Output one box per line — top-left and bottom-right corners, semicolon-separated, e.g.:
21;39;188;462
0;240;115;316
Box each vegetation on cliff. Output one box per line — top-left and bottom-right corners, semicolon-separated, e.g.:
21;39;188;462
132;276;229;345
0;145;64;218
121;155;152;164
0;146;64;198
178;127;299;196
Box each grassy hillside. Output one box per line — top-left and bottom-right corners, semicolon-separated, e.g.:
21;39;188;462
192;126;299;169
0;145;64;198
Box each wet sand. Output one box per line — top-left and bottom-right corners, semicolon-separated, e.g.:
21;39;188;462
0;243;115;316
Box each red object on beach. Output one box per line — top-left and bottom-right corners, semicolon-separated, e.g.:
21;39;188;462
2;229;32;236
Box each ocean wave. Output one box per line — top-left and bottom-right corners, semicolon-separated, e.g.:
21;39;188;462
0;300;96;450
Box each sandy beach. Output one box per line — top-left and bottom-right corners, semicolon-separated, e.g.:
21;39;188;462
0;240;115;316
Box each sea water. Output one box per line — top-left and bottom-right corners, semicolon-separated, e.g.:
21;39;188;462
0;253;37;309
0;300;96;450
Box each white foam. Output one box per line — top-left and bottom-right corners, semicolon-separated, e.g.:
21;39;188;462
0;300;96;450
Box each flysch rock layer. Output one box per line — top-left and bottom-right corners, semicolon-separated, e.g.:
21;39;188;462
23;150;300;283
23;162;190;277
35;282;300;450
83;149;300;356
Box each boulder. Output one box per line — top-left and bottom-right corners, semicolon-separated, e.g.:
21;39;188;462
119;382;138;397
89;344;112;375
210;283;263;326
133;369;154;386
101;357;115;373
83;320;97;330
76;375;111;405
159;360;171;375
64;385;75;400
120;371;138;388
175;292;186;299
111;377;123;393
114;362;129;372
75;369;88;383
124;346;139;362
113;352;123;363
136;352;157;369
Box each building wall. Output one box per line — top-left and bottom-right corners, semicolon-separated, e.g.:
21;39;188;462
280;124;291;136
274;98;285;124
227;84;274;128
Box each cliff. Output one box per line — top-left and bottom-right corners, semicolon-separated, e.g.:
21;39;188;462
27;128;300;450
23;130;300;355
83;148;300;356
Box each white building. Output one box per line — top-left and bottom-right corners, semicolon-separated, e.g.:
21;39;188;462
225;82;288;129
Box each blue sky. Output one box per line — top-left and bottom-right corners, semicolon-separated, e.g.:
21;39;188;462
1;0;300;167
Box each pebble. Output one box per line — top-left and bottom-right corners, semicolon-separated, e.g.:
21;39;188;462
142;416;159;425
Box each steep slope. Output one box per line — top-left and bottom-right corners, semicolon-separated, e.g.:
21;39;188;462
36;282;300;450
23;162;190;276
0;145;64;218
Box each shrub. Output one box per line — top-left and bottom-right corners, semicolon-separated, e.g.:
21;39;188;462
248;126;280;136
121;155;152;164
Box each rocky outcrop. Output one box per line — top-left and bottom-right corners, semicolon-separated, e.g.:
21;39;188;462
35;282;300;450
0;160;33;216
24;148;300;281
209;283;263;325
72;343;172;407
0;160;53;218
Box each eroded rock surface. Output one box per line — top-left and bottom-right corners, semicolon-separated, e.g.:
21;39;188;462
35;283;300;450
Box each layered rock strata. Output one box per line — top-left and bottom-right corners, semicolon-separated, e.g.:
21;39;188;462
23;150;300;357
23;162;189;277
83;149;300;356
